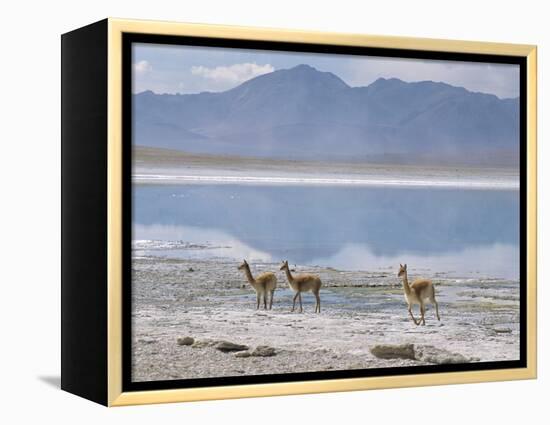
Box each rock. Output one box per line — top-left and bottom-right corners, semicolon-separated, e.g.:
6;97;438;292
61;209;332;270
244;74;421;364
232;345;277;357
215;341;249;352
414;345;471;364
370;343;470;364
188;267;194;272
370;344;415;360
251;345;276;357
177;336;194;346
191;339;219;348
494;328;512;334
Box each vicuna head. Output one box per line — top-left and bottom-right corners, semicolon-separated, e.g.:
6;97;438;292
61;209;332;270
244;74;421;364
398;263;407;277
279;260;289;271
238;259;249;271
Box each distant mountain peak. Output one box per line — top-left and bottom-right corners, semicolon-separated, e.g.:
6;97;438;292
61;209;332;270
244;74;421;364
275;64;350;89
369;77;406;87
288;64;318;72
366;77;478;99
137;89;155;96
224;63;350;98
373;77;402;83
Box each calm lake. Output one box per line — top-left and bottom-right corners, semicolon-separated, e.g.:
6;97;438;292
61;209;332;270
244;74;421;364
133;184;520;280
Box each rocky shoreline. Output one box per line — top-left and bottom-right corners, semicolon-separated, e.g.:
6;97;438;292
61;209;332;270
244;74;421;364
131;257;520;382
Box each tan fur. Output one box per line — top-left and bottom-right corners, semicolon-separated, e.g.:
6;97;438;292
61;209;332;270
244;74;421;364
398;263;440;325
238;260;277;310
279;260;322;313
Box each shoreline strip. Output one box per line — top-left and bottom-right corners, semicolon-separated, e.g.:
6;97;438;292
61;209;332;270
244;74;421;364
132;173;519;190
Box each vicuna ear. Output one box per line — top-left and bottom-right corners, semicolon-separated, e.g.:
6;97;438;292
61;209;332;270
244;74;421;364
404;264;407;270
399;263;402;268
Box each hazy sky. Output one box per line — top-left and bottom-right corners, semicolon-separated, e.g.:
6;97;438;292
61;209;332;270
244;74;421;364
133;43;520;99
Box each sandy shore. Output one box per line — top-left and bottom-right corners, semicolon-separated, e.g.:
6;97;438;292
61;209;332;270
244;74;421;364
133;147;519;190
131;257;520;382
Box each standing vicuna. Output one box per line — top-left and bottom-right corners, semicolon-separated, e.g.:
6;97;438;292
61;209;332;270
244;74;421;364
398;263;440;325
279;260;322;313
238;259;277;310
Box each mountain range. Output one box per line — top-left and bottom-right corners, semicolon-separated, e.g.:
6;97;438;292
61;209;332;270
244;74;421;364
134;64;519;166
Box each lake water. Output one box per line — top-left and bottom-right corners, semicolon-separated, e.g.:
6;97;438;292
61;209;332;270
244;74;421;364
133;184;520;280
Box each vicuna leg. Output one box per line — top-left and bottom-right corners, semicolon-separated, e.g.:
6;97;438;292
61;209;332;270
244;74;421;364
315;291;321;313
431;296;440;321
298;293;303;313
256;293;260;310
263;292;267;310
420;302;426;325
408;305;419;325
430;287;440;321
269;290;275;310
292;292;299;312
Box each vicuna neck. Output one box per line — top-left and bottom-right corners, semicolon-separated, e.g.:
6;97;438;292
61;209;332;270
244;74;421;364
283;266;294;283
401;272;411;294
242;265;256;284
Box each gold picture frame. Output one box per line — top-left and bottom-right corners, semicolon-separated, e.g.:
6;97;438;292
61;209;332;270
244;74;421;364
61;18;537;407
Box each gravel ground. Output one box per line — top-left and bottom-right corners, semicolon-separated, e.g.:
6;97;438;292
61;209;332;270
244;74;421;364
131;257;520;382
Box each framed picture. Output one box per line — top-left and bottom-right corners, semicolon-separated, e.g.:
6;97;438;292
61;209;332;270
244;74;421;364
61;18;537;406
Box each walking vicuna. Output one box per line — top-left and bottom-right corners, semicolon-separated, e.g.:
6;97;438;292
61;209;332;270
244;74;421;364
398;263;440;325
238;259;277;310
279;260;322;313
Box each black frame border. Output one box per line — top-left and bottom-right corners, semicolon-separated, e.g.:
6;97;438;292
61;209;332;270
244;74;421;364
122;33;528;393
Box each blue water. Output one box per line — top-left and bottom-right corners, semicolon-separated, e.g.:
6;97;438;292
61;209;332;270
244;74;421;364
133;184;520;279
